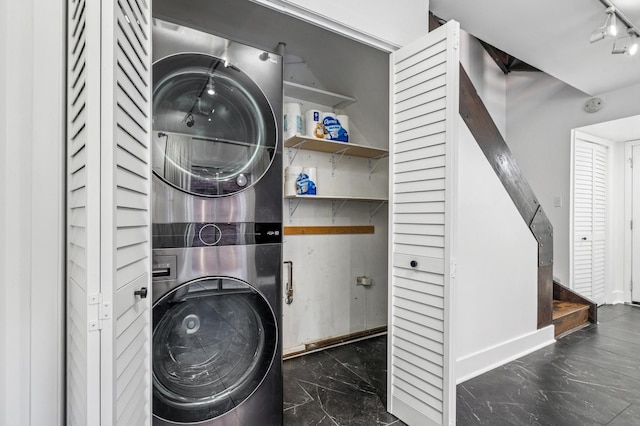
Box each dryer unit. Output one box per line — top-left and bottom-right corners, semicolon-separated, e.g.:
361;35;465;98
151;18;283;426
152;221;282;425
151;19;282;224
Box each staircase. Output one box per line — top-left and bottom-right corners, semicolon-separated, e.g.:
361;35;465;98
429;12;598;335
552;281;597;337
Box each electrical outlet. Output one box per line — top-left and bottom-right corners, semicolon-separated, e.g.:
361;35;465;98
356;276;373;286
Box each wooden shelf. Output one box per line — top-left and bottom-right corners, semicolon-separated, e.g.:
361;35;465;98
284;135;388;159
283;81;356;109
284;226;375;236
284;195;387;202
285;195;387;223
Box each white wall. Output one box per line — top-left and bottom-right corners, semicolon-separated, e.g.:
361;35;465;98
454;31;554;382
0;0;65;425
456;119;552;382
0;0;7;420
253;0;430;49
507;72;640;295
282;96;389;353
459;31;506;137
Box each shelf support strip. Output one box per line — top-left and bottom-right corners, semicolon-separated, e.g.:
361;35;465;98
287;140;307;165
331;199;348;223
288;198;302;221
331;147;350;176
369;201;386;223
368;157;384;179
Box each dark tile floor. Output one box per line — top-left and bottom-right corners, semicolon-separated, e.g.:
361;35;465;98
458;303;640;425
283;335;405;425
283;304;640;426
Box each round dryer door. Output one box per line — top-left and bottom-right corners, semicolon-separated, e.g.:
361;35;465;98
152;277;277;423
152;53;277;197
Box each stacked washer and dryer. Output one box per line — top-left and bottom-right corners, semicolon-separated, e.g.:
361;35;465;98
150;20;283;426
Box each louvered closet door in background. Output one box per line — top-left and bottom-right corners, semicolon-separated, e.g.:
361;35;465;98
573;137;607;305
66;0;152;425
632;144;640;303
388;21;459;426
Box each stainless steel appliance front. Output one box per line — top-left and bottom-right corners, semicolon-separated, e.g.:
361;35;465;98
152;243;282;426
151;18;283;426
152;19;282;224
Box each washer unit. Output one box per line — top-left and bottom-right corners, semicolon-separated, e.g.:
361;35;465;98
152;223;282;425
151;19;282;224
151;19;283;426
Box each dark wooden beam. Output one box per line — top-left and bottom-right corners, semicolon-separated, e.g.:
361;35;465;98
479;37;540;74
508;58;540;72
429;11;443;32
459;64;553;329
479;40;511;74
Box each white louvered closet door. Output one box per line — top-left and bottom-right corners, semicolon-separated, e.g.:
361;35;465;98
631;144;640;303
67;1;103;424
388;21;459;426
66;0;152;425
573;138;607;305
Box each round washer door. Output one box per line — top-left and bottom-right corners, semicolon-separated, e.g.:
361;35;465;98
152;53;277;197
152;277;277;423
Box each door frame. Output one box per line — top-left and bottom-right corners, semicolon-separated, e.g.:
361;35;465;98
570;130;614;304
624;139;640;303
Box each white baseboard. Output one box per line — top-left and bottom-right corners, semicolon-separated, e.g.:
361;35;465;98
456;325;555;384
610;291;626;304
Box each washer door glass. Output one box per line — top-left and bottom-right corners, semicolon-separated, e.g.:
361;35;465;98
152;53;276;197
152;278;277;423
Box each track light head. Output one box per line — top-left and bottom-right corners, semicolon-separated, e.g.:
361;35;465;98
590;2;640;57
591;6;618;43
606;8;618;37
612;29;639;55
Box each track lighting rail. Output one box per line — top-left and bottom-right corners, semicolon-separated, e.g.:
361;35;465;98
598;0;640;37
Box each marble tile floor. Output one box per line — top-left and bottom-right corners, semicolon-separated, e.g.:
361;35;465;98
283;334;406;425
283;304;640;425
458;303;640;425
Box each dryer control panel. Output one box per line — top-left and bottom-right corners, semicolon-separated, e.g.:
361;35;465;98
152;222;282;248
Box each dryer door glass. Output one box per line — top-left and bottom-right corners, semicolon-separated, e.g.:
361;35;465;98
152;277;277;423
152;53;277;197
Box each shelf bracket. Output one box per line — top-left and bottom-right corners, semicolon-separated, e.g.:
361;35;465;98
331;148;349;177
288;198;302;222
369;201;386;223
331;199;348;223
287;140;307;165
368;156;385;180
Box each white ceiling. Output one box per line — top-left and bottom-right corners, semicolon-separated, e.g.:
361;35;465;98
430;0;640;96
579;114;640;141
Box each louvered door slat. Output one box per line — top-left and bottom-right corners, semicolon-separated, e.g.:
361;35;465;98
395;133;446;153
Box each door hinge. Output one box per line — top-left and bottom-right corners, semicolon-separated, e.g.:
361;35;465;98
88;293;111;332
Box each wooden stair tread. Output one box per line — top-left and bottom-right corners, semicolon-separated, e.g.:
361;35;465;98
552;300;591;337
552;300;590;320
